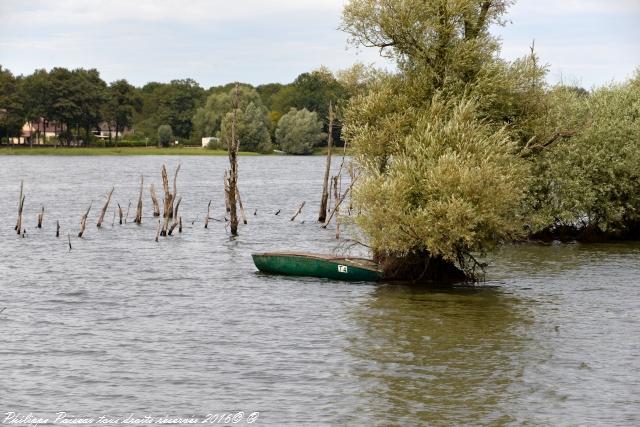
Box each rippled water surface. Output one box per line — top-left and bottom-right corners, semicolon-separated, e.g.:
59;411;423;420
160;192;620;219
0;156;639;426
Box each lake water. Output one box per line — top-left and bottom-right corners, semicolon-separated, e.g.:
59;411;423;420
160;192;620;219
0;156;638;426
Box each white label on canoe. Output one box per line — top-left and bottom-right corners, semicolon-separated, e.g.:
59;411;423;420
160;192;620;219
338;265;348;273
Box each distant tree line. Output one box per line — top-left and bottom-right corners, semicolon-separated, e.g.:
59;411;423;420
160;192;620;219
0;64;360;153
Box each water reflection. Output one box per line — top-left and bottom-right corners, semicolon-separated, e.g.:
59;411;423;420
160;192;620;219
346;284;532;425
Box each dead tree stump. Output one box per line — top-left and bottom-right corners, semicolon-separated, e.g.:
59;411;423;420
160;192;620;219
204;201;211;229
97;187;114;228
134;175;143;224
15;181;24;233
37;206;44;228
150;183;160;217
117;203;123;225
78;202;93;238
226;84;240;237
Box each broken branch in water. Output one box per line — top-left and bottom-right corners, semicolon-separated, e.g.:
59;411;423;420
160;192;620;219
97;187;114;228
291;201;306;221
78;201;93;238
322;177;358;229
204;200;211;229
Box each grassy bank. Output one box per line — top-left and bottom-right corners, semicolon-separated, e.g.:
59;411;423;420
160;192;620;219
0;146;261;156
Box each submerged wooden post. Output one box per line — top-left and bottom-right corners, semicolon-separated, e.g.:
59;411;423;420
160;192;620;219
16;195;25;235
170;164;180;220
117;203;123;225
56;220;60;237
15;180;23;232
204;201;211;229
168;197;182;235
291;201;306;221
155;219;161;242
78;202;92;238
226;83;240;237
134;175;143;224
97;187;114;227
318;102;334;222
160;164;171;236
150;183;160;217
160;164;180;236
37;205;44;228
124;201;131;224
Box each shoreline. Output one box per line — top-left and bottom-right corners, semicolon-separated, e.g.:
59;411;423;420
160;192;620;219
0;146;339;156
0;146;261;156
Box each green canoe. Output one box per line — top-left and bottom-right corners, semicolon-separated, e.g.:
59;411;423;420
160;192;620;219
252;252;383;282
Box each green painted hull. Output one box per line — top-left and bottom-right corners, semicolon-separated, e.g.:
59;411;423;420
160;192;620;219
252;252;383;282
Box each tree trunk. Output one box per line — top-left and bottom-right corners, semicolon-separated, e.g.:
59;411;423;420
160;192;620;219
134;175;143;224
318;101;334;222
227;84;240;236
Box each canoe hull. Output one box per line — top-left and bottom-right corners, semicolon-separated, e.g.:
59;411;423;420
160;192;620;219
252;252;382;282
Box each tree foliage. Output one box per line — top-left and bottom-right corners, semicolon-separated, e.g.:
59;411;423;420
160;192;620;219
135;79;204;141
193;85;263;141
276;108;326;155
353;97;527;274
0;66;24;139
220;101;273;153
157;124;173;147
527;76;640;239
341;0;540;279
342;0;640;280
105;79;142;143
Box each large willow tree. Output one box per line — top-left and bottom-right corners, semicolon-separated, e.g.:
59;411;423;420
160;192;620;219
341;0;544;280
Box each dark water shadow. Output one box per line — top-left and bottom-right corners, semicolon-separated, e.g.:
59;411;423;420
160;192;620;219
342;283;534;426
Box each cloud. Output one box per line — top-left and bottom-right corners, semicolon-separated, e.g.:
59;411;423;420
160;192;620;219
507;0;640;18
1;0;345;26
0;0;635;88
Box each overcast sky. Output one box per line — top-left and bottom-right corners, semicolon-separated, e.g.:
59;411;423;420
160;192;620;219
0;0;638;89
